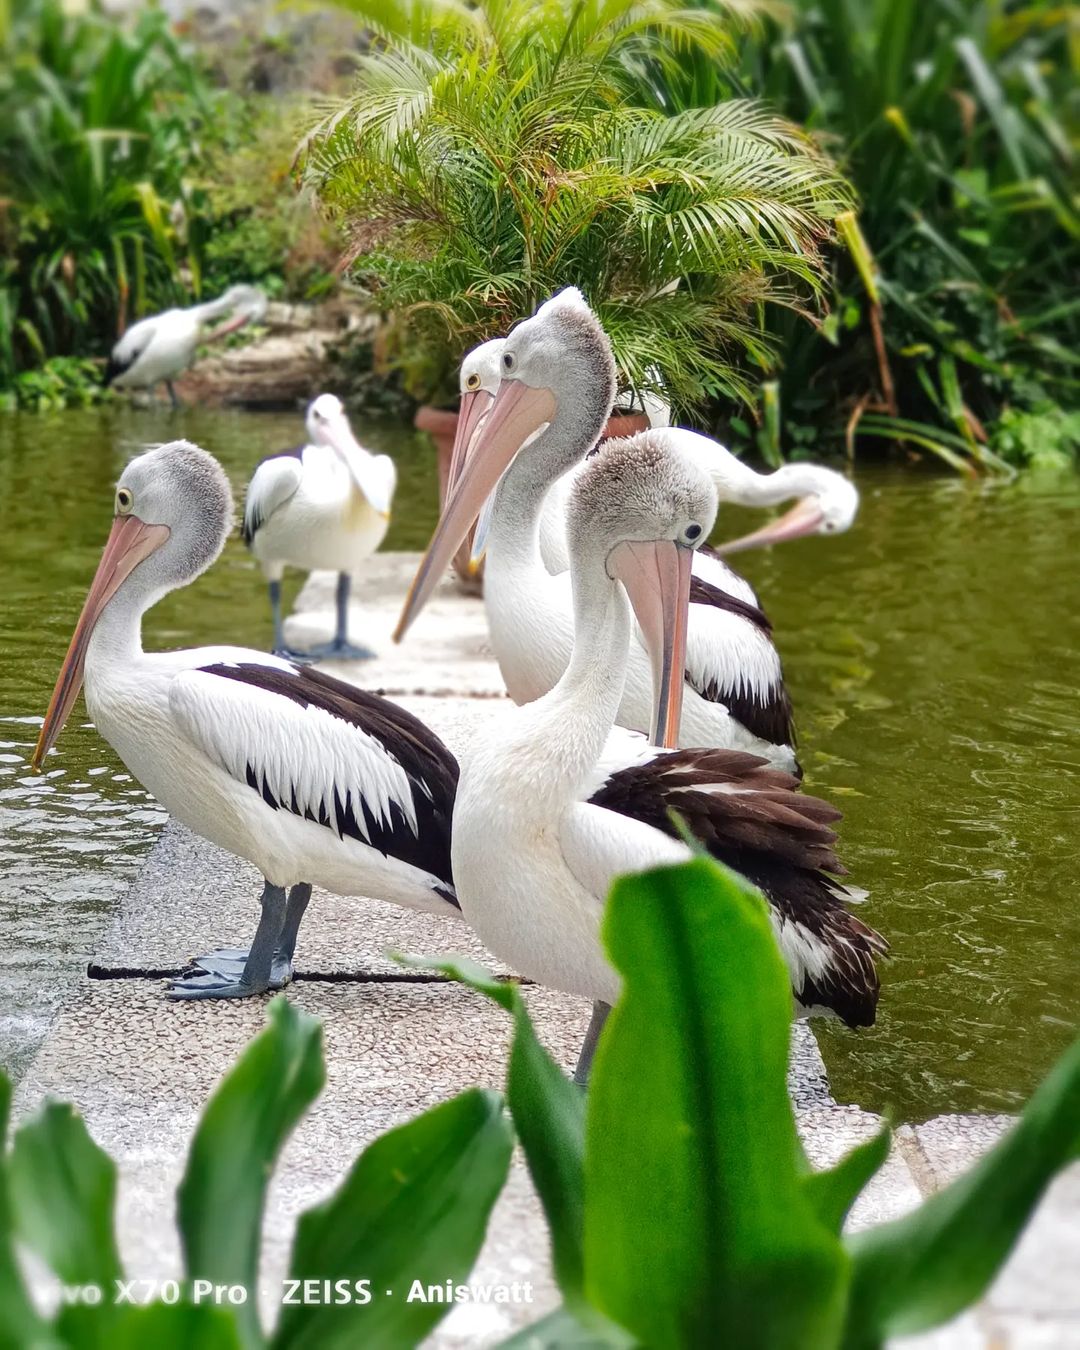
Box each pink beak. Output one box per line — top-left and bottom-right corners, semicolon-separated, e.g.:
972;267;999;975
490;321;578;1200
447;388;495;495
32;514;170;770
608;540;693;748
395;377;556;643
204;311;254;343
716;497;825;556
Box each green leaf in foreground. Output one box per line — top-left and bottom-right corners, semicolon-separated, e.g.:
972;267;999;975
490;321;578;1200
177;997;324;1348
403;955;588;1308
803;1125;892;1236
0;1074;54;1346
499;1303;638;1348
108;1302;244;1349
273;1088;512;1350
842;1033;1080;1347
8;1098;124;1292
585;857;848;1350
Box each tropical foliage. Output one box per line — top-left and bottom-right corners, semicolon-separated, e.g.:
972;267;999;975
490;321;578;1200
0;0;210;383
710;0;1079;471
301;0;852;411
0;0;343;394
3;857;1078;1346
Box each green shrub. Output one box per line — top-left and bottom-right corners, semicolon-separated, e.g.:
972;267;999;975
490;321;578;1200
3;856;1078;1346
0;0;212;380
713;0;1079;470
301;0;851;411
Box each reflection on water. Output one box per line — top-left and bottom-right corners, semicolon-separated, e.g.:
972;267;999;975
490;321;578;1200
0;407;1077;1117
733;467;1080;1117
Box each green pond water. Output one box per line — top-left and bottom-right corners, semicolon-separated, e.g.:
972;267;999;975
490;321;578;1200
0;405;1077;1119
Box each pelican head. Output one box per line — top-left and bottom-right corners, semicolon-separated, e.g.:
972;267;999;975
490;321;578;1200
448;338;505;493
718;464;859;554
395;287;615;641
306;393;392;518
205;284;267;340
32;441;233;770
569;432;718;747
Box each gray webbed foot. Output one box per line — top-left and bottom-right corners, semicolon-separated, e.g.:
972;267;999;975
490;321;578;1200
191;947;295;990
306;639;377;662
272;646;320;665
166;970;267;1000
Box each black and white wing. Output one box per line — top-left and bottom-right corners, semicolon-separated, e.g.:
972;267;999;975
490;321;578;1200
105;317;156;385
685;571;797;755
242;448;305;545
589;748;886;1027
169;659;458;902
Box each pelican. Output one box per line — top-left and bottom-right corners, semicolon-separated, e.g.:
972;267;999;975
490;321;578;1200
449;332;856;587
243;393;396;661
451;431;885;1079
398;290;842;770
32;441;457;1000
105;284;267;407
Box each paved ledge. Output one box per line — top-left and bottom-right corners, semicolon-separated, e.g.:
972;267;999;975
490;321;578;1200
14;554;1080;1347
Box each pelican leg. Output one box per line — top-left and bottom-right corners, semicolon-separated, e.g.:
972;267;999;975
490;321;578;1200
572;1000;611;1087
306;573;376;662
166;380;181;410
191;883;312;989
268;580;316;664
167;881;286;1000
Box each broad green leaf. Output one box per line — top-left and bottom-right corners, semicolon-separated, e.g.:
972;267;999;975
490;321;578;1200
843;1034;1080;1347
8;1099;124;1290
0;1075;55;1347
272;1088;512;1350
108;1302;243;1349
402;955;588;1307
803;1126;892;1235
500;1303;638;1347
177;997;324;1349
585;857;848;1349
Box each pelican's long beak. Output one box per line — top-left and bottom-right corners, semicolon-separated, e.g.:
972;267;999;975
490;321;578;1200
609;540;693;749
394;378;556;642
447;389;494;494
204;311;253;343
324;416;392;517
31;515;170;771
717;496;825;555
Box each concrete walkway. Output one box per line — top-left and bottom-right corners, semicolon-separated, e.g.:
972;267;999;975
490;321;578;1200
14;557;1080;1347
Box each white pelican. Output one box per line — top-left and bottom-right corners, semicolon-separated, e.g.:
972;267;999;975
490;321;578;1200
243;393;396;661
398;291;832;770
105;284;267;406
451;431;885;1079
32;440;457;1000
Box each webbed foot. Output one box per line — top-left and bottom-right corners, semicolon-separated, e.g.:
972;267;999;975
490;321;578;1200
272;646;320;665
166;970;268;1000
191;947;295;990
306;639;377;662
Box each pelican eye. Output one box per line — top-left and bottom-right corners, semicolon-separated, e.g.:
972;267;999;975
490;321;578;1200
683;522;703;544
502;352;515;372
465;373;481;391
115;487;134;515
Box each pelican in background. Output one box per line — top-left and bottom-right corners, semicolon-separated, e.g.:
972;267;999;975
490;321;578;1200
243;394;396;662
449;335;856;587
32;441;457;1000
105;284;267;407
399;291;815;770
451;431;885;1080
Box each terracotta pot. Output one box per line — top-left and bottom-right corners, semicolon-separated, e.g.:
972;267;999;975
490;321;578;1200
414;402;651;592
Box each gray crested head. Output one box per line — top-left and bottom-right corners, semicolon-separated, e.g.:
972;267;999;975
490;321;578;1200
501;288;617;442
117;440;234;590
567;428;718;563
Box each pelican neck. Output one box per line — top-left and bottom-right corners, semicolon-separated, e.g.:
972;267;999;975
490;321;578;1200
518;543;632;802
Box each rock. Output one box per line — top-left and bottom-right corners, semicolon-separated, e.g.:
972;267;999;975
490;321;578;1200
175;300;377;408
